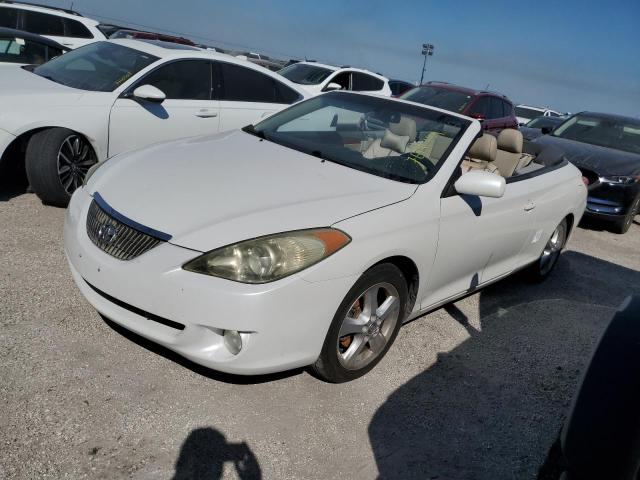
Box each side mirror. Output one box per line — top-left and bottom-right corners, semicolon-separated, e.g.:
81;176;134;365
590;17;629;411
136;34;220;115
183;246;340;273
132;84;166;103
322;82;343;92
455;170;506;198
541;126;554;135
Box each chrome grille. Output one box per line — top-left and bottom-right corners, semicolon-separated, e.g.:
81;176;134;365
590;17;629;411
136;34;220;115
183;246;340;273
86;195;169;261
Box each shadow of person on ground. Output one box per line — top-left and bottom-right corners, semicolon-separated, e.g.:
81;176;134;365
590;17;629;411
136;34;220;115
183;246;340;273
172;427;261;480
369;251;640;480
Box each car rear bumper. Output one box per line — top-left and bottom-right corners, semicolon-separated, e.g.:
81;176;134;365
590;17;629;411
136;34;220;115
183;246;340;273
64;188;357;375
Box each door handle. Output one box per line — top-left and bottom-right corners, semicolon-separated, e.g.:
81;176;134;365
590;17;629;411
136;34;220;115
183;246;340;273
524;201;536;211
195;109;218;118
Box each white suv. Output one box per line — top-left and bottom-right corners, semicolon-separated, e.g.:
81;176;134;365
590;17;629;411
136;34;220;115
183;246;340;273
0;1;106;49
0;39;308;206
278;61;392;97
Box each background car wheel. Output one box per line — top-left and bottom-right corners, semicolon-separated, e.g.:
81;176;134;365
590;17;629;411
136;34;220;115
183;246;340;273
25;128;97;207
612;196;640;234
526;218;568;282
312;263;408;383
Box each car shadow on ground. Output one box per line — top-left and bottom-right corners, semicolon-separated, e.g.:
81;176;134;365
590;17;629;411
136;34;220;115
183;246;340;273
172;427;262;480
368;251;640;480
101;316;305;385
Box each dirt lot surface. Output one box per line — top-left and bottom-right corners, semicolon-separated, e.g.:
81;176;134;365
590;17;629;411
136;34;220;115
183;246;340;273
2;190;639;479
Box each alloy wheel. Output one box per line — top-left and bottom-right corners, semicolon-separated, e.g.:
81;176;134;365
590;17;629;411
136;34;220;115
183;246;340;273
539;223;566;276
336;282;401;371
57;135;96;194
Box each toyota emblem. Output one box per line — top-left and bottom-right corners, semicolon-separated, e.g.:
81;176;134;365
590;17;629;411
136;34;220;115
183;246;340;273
97;223;118;243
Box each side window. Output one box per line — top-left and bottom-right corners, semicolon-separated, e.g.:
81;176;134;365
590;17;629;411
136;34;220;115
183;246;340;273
0;38;46;64
219;62;294;103
328;72;350;90
22;10;65;36
549;111;560;117
469;97;490;118
0;7;19;28
139;60;211;100
502;101;513;117
352;72;384;91
488;97;503;119
63;18;93;39
46;46;64;61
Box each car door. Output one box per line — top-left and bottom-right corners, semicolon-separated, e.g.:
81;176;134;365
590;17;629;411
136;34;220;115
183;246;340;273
108;59;220;158
420;173;538;309
215;61;301;131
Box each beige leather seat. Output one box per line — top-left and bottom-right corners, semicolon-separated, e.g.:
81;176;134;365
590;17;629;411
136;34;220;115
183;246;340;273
362;116;417;159
461;134;499;174
492;129;523;178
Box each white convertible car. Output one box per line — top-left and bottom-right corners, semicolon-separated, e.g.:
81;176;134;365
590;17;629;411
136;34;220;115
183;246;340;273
0;39;308;206
64;92;587;382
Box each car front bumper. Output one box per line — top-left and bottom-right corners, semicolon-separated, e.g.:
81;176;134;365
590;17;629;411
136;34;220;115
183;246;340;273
585;181;639;219
64;188;358;375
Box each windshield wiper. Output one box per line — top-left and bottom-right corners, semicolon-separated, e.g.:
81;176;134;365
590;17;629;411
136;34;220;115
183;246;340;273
242;124;266;140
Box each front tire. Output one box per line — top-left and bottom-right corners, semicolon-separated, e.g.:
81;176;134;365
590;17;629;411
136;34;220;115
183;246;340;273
312;263;408;383
525;218;568;282
612;196;639;234
25;128;97;207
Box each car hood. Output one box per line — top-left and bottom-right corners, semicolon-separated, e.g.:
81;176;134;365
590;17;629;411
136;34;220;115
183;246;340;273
533;134;640;176
89;130;418;252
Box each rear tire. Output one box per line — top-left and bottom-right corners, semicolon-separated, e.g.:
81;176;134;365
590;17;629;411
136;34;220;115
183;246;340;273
25;128;97;207
525;218;568;282
312;263;408;383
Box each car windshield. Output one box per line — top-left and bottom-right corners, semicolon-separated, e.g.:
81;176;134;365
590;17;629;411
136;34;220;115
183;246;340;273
552;114;640;155
400;86;473;113
526;117;562;129
515;106;544;119
278;63;334;85
32;42;158;92
248;92;470;184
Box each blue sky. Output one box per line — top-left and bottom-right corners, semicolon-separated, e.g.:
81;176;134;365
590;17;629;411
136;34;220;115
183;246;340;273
39;0;640;116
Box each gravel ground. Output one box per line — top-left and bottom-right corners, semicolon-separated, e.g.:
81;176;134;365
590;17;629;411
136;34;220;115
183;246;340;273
1;190;639;480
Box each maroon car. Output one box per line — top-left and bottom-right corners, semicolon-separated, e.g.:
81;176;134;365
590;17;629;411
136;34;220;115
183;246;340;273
400;81;518;134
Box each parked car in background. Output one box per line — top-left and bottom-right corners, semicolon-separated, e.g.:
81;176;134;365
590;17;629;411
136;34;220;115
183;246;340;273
534;112;640;233
0;39;308;206
389;79;414;97
0;26;67;64
401;81;518;134
241;52;285;72
65;91;586;382
109;28;196;46
519;116;565;141
515;104;562;125
278;61;392;96
0;1;106;49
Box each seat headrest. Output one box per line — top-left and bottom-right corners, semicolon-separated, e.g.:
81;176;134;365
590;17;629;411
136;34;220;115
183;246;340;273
389;116;417;141
468;134;497;162
497;128;523;154
380;129;410;154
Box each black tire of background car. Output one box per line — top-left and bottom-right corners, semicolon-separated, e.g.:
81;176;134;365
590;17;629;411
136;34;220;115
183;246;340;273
312;263;407;383
525;217;568;283
25;128;85;207
612;196;640;235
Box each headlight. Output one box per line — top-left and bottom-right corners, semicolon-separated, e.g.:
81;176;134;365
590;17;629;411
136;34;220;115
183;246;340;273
183;228;351;283
82;161;105;187
601;175;640;185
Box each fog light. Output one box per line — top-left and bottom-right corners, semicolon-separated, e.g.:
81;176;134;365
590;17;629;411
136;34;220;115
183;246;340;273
223;330;242;355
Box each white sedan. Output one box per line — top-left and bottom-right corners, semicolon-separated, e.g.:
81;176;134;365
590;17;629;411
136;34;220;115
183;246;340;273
64;92;587;382
0;39;308;206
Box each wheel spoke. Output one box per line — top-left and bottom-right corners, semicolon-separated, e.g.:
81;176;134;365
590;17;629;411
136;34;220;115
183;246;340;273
362;287;378;317
368;332;386;355
73;137;81;156
63;174;74;190
58;152;72;165
58;165;71;174
339;315;365;337
376;295;398;321
342;334;368;368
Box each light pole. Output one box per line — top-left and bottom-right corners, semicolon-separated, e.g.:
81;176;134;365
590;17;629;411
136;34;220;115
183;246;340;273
419;43;434;85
